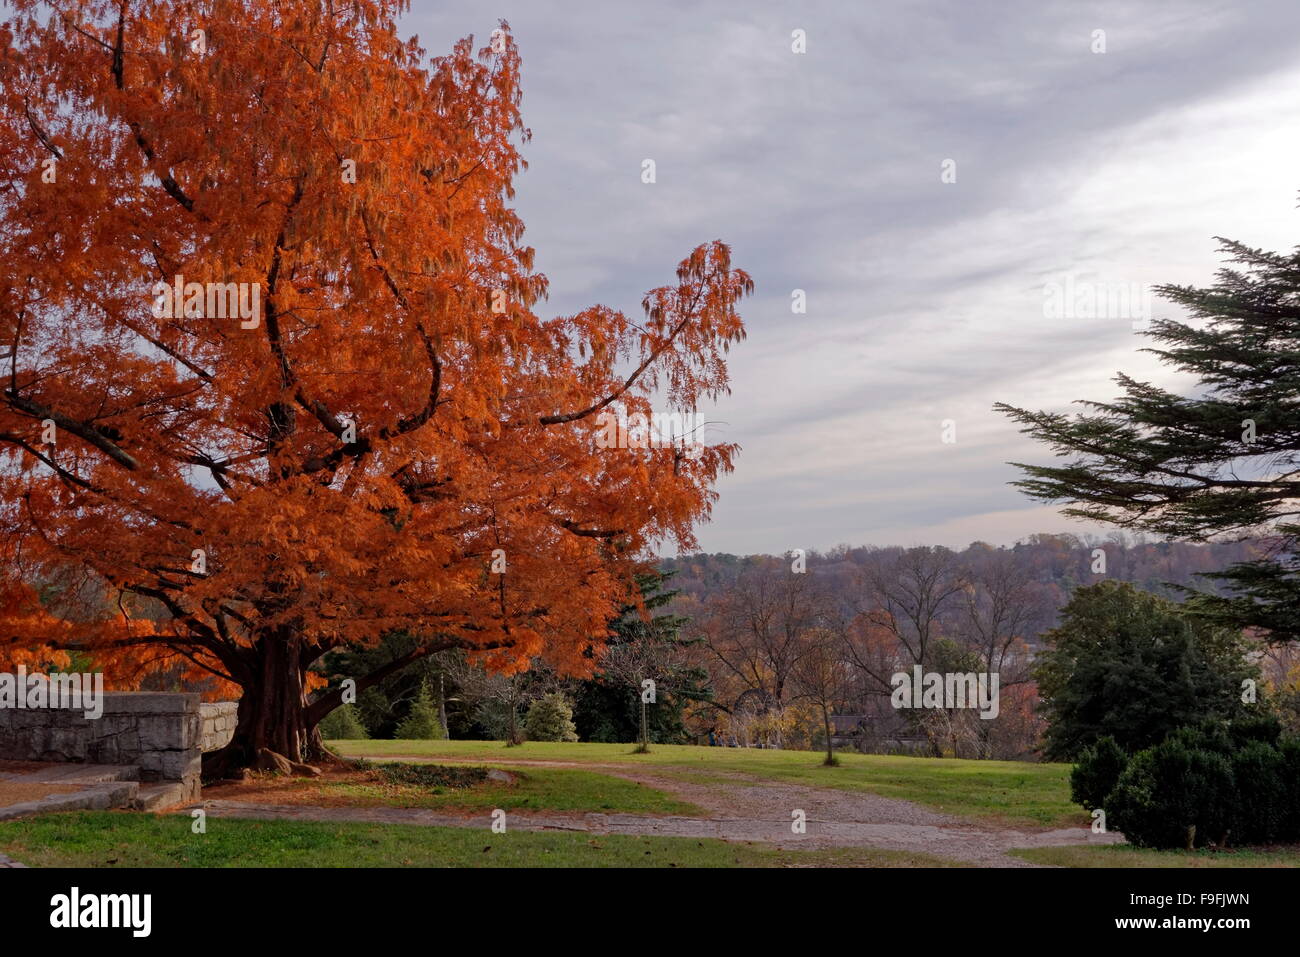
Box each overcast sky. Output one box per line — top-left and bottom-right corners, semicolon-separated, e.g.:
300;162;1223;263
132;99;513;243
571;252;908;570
404;0;1300;556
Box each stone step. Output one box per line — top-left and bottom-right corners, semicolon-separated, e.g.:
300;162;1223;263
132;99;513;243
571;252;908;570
24;763;140;785
133;782;192;813
0;780;138;821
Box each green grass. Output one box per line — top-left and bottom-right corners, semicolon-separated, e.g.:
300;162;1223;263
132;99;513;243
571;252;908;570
335;763;699;815
0;811;961;868
331;739;1081;827
1012;844;1300;868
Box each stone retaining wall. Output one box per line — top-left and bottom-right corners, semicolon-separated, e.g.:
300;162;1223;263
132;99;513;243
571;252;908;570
200;701;238;753
0;692;201;799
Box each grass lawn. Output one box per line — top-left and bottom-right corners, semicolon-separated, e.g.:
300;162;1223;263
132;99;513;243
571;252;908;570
0;811;961;868
342;764;700;814
330;739;1082;827
206;762;699;816
1012;844;1300;868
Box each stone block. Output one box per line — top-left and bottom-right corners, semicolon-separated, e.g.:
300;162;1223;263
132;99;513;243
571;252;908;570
136;751;163;775
136;715;183;751
100;692;199;715
160;750;202;782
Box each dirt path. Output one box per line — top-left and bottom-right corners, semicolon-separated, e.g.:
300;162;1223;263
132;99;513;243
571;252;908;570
187;753;1121;867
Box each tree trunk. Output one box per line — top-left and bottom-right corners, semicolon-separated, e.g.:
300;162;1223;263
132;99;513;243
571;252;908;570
822;705;834;766
202;629;324;779
437;673;449;739
506;689;522;745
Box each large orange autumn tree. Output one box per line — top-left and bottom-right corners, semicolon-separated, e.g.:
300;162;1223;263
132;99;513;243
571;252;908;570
0;0;750;772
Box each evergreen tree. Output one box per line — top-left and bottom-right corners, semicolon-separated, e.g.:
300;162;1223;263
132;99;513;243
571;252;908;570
573;570;712;746
318;633;456;739
523;693;579;742
318;704;368;741
1034;582;1256;760
395;682;446;740
998;233;1300;641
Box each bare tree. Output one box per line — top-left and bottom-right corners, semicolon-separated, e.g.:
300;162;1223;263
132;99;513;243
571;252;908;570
599;632;689;753
789;627;849;766
698;560;830;719
842;546;964;694
446;653;555;745
959;547;1043;682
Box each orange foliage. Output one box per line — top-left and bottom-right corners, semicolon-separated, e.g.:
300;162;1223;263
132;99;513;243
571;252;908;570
0;1;749;745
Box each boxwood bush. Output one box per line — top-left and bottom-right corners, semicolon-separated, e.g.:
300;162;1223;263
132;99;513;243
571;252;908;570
1230;740;1287;845
1106;738;1234;849
1072;716;1300;849
1070;735;1128;814
1278;737;1300;842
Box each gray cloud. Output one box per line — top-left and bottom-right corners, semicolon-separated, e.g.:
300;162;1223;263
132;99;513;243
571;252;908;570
405;0;1300;554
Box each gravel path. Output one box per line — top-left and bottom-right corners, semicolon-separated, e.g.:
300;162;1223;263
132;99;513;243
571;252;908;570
187;754;1122;867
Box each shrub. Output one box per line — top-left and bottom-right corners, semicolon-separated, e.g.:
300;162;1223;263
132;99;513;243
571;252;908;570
1106;719;1300;848
1070;735;1127;812
1228;713;1282;748
395;683;447;739
1166;719;1233;755
523;692;579;742
372;763;487;789
1230;740;1287;844
1107;738;1234;849
318;703;368;740
1279;737;1300;842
